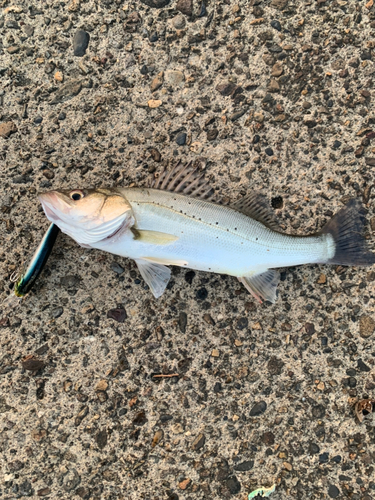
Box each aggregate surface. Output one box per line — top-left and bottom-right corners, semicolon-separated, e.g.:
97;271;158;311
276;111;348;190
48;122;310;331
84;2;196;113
1;0;375;499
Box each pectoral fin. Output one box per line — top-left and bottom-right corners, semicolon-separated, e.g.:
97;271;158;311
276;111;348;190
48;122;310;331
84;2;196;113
135;259;171;298
238;270;280;304
132;228;178;245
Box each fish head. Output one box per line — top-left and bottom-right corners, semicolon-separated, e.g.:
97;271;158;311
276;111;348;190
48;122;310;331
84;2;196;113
38;188;134;246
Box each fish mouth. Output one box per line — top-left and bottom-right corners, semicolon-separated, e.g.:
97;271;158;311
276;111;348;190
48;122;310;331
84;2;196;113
38;192;70;223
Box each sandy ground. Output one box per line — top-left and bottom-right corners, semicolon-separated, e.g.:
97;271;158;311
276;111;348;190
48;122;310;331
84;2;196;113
1;0;375;499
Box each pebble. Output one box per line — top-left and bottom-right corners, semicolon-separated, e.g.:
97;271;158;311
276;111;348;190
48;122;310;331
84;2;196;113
227;476;241;494
233;460;254;471
175;132;186;145
148;99;162;108
96;429;107;449
164;69;184;86
63;469;81;492
107;308;127;322
207;129;218;141
54;71;64;82
250;401;267;416
179;311;187;333
34;116;43;124
150;71;164;92
149;32;158;42
152;429;164;447
23;24;34;36
51;306;63;318
96;380;108;391
172;15;186;29
176;0;193;16
271;62;283;77
50;80;82;104
190;141;203;154
191;433;205;450
265;147;274;156
73;29;90;57
110;262;124;274
22;356;45;372
359;315;375;338
271;19;282;31
254;112;264;123
357;359;371;372
178;478;191;490
140;0;170;7
328;485;340;498
7;45;20;54
211;349;219;357
0;121;17;138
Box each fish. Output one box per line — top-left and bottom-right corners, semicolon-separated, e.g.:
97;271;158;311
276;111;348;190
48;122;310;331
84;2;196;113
38;161;375;303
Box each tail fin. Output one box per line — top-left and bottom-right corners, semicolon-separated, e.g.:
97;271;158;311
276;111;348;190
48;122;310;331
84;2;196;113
321;198;375;266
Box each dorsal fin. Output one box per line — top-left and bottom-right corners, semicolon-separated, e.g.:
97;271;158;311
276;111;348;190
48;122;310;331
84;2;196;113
149;161;215;201
231;191;280;231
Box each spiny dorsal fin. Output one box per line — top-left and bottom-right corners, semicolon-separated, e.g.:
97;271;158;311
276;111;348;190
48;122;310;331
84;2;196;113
149;160;215;201
231;191;280;231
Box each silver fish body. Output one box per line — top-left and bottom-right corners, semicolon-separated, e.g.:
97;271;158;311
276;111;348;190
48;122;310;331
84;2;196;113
38;162;375;302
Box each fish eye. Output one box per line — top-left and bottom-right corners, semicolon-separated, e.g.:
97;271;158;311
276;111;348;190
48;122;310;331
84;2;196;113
70;190;84;201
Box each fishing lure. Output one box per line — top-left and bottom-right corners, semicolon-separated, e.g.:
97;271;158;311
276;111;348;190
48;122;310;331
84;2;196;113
7;223;60;304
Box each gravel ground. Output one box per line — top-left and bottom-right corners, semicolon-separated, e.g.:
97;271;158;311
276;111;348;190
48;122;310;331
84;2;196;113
1;0;375;499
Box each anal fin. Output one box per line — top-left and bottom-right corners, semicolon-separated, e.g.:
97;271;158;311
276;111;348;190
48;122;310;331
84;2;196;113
135;259;171;298
238;270;280;304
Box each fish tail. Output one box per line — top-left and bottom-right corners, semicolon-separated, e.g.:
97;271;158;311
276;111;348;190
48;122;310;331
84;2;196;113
321;198;375;266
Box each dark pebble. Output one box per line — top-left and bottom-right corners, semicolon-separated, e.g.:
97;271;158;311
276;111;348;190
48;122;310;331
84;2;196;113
328;485;340;498
332;140;342;149
207;129;218;141
271;20;282;31
312;404;325;419
73;29;90;57
179;311;187;333
198;2;206;17
107;308;127;323
265;147;274;156
33;116;43;124
253;134;260;144
250;401;267;416
185;270;195;284
236;317;248;330
58;112;66;120
51;306;63;318
22;356;45;372
262;431;275;445
96;429;107;449
175;132;187;146
230;109;247;122
76;487;91;499
192;433;205;450
160;414;173;422
319;452;329;463
140;0;170;6
196;287;208;300
271;196;283;209
176;0;193;15
19;480;33;497
233;460;254;471
357;359;371;372
309;442;320;454
149;32;158;42
267;356;284;375
213;382;222;393
140;65;148;75
110;262;124;274
226;476;241;494
332;455;342;463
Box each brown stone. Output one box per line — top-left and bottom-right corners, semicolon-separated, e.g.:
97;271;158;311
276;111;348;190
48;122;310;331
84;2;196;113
0;121;17;138
150;71;163;92
179;478;191;490
271;0;288;9
176;0;192;15
359;315;375;338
